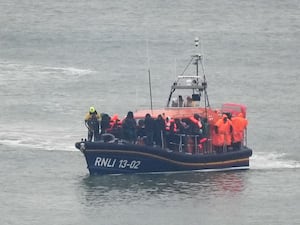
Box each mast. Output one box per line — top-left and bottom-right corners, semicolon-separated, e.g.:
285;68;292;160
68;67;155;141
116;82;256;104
194;37;210;108
166;38;210;108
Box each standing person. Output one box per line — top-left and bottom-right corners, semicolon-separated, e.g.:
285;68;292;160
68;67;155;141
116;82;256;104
189;114;203;135
187;114;203;153
144;113;155;146
185;96;193;107
84;106;101;141
178;95;184;107
136;119;146;145
165;117;177;150
122;111;137;143
213;114;233;153
231;113;248;150
108;114;122;138
154;114;166;148
100;113;111;134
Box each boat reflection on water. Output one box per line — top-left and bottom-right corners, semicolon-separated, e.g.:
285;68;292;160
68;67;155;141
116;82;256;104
78;171;247;207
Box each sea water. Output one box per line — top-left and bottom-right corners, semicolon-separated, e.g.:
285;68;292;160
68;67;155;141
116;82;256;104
0;0;299;224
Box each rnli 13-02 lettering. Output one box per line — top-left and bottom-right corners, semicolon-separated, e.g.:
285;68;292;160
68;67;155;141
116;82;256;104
94;157;141;170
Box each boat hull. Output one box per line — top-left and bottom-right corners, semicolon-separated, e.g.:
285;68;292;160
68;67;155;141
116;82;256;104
75;142;252;175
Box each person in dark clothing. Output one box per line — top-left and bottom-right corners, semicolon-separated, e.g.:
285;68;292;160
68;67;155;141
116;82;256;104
173;118;187;149
174;118;186;134
136;119;146;145
122;111;137;143
100;113;111;134
181;118;192;134
154;114;166;147
144;113;155;146
201;117;209;137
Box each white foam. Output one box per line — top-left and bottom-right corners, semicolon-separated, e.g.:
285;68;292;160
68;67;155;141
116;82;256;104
0;61;95;81
43;66;95;76
0;129;78;152
250;151;300;169
0;138;77;152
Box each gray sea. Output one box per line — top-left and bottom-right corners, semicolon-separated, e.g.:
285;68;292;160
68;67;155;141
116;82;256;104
0;0;300;224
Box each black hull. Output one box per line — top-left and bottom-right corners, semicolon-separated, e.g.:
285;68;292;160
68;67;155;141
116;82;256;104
75;141;252;175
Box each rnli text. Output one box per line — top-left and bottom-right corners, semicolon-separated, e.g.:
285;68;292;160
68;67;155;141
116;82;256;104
94;157;141;169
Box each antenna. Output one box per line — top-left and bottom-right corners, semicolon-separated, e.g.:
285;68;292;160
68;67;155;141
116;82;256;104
194;37;210;108
146;38;153;113
194;37;199;47
194;37;201;80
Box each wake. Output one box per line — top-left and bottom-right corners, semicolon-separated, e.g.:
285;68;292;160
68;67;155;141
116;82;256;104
250;151;300;169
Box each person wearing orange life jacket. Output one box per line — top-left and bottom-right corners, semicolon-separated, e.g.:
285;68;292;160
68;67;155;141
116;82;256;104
165;117;177;132
165;117;177;149
109;114;122;128
165;117;171;131
231;112;248;150
223;113;233;150
213;114;233;153
187;114;204;154
189;114;203;135
108;114;122;138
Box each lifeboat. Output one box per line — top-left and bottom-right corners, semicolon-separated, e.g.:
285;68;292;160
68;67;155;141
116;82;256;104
75;39;252;175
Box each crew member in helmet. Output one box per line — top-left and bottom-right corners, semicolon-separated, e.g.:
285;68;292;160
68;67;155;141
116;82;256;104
84;106;101;141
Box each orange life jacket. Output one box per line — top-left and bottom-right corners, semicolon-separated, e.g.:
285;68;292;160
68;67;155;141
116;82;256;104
165;119;177;132
189;116;202;129
213;117;232;146
231;114;247;142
